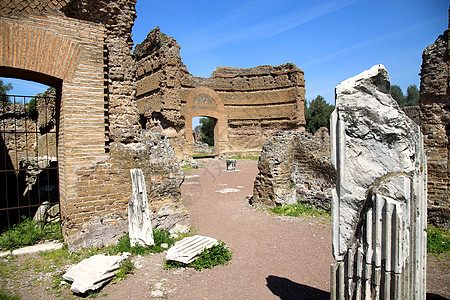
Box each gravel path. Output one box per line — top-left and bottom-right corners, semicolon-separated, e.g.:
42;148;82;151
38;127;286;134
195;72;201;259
170;158;333;299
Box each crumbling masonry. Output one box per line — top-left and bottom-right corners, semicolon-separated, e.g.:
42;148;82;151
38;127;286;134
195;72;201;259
134;27;306;159
0;0;189;249
420;16;450;229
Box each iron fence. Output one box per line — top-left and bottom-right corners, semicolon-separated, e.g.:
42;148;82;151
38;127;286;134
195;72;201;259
0;94;59;249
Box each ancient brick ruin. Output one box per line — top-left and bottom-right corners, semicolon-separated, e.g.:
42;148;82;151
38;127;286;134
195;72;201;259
252;129;336;211
0;0;189;249
420;17;450;229
134;27;306;159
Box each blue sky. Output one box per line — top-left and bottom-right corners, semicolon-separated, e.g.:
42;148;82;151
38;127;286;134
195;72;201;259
2;0;448;107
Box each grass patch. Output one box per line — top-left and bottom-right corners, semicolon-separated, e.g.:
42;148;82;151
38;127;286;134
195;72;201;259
164;241;232;271
108;229;176;256
0;289;20;300
0;228;189;298
182;164;195;172
427;225;450;255
228;155;259;160
113;257;134;282
0;216;62;251
268;202;330;218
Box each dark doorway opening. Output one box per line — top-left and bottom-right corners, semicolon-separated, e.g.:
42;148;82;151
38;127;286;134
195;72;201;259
0;90;60;249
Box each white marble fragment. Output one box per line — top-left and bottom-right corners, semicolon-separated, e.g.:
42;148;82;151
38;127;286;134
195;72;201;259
166;235;218;264
63;254;129;294
129;169;155;247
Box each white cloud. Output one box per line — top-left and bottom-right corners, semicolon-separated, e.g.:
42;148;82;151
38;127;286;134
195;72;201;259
300;18;440;69
181;0;358;54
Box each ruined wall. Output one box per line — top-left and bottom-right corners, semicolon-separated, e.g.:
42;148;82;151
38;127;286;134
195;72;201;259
1;1;189;249
252;129;336;210
420;18;450;229
135;28;305;159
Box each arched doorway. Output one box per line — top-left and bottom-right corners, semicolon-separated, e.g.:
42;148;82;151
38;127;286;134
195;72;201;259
185;87;227;156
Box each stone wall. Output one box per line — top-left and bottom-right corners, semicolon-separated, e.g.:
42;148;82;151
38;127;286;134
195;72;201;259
1;1;189;249
252;129;336;211
420;17;450;229
135;27;305;159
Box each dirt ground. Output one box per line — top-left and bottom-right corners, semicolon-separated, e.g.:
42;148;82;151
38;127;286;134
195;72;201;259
1;158;449;299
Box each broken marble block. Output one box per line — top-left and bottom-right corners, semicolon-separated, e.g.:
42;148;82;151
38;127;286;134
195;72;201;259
63;253;130;294
129;169;154;247
330;64;427;299
166;235;218;264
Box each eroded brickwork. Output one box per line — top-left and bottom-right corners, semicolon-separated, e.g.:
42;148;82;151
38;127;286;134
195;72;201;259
1;1;189;249
135;27;306;159
420;19;450;228
252;129;336;211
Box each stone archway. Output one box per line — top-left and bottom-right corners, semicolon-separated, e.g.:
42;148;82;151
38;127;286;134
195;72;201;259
185;87;227;156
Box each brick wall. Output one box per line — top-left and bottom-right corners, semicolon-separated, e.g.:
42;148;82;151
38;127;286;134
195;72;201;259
420;18;450;228
1;1;189;249
135;27;305;159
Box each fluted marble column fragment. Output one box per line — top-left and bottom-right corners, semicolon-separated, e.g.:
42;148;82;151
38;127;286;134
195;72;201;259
129;169;155;247
330;65;427;300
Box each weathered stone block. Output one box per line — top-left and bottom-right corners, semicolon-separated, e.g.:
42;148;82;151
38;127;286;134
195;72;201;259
128;168;154;247
330;64;427;299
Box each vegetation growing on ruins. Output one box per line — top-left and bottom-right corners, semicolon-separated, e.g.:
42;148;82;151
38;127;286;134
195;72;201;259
268;202;331;218
389;84;419;107
0;217;62;251
304;95;335;134
164;241;232;271
107;230;176;256
114;257;135;282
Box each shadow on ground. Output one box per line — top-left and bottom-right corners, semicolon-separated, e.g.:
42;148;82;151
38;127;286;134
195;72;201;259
427;294;449;300
266;275;330;300
266;275;449;300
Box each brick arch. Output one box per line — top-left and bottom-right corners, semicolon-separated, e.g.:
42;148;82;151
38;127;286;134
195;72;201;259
185;87;228;153
1;13;111;245
0;18;82;82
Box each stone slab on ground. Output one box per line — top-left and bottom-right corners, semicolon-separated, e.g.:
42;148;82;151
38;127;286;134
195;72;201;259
63;253;129;294
166;235;218;264
0;241;63;257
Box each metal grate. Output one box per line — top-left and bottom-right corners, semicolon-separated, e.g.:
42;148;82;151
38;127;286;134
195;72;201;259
0;93;59;240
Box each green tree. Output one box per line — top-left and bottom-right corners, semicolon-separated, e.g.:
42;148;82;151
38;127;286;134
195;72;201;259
27;97;38;118
389;84;419;107
405;84;419;107
390;85;406;107
0;79;13;103
199;117;215;146
305;95;335;134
